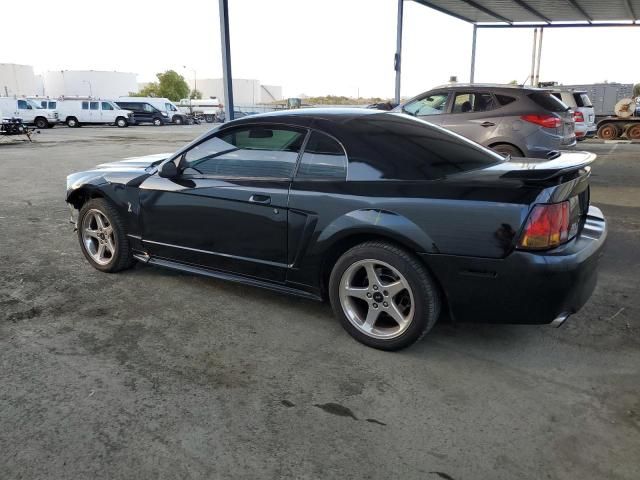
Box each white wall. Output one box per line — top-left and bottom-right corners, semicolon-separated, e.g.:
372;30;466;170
43;71;138;98
260;85;283;103
0;64;37;96
197;78;281;106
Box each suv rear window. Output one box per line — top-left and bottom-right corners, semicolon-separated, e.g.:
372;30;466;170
528;92;569;112
573;93;593;107
496;94;516;106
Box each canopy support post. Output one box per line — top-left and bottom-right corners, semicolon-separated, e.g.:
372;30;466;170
219;0;234;121
394;0;404;104
470;24;477;83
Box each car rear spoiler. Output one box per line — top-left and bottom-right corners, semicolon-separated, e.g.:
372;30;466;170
500;151;596;182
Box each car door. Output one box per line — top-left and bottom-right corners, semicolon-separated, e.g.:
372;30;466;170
88;101;100;123
401;91;450;125
441;91;502;145
16;99;34;122
138;123;308;282
101;101;115;123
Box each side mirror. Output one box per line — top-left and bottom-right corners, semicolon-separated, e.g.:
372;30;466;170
159;161;178;178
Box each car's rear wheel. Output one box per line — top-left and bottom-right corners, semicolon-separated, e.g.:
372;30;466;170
78;198;134;273
491;143;523;157
66;117;79;128
329;241;440;350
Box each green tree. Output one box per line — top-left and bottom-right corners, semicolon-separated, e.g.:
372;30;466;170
190;89;203;100
633;83;640;98
132;70;190;101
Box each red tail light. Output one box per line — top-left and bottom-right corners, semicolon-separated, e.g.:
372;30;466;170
573;111;584;123
519;202;570;250
521;114;562;129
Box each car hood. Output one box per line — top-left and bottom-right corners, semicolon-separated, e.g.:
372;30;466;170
66;153;172;199
95;152;172;170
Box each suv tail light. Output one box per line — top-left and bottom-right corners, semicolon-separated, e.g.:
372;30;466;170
573;111;584;123
521;114;561;129
518;202;570;250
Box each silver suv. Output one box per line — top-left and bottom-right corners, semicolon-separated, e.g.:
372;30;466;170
396;84;576;158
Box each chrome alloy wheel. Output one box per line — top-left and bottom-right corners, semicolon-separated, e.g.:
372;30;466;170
339;259;415;339
81;209;116;265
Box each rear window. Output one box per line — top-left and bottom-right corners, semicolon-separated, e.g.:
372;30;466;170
528;92;569;112
496;94;516;106
573;93;593;107
345;113;504;181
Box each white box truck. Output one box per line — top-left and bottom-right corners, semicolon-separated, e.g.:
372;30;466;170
0;97;59;128
54;99;134;127
116;97;188;125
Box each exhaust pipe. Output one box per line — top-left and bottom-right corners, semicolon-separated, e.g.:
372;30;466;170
550;312;570;328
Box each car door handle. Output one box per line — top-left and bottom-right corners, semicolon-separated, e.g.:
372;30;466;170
249;194;271;205
480;121;495;127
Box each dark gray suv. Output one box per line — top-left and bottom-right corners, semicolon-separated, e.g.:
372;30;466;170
396;84;576;158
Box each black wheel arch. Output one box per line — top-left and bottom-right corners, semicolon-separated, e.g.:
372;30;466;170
318;231;450;319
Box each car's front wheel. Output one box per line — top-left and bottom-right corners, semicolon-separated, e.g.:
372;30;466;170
329;241;440;350
78;198;134;273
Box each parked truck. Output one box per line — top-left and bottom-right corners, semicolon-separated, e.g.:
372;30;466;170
596;97;640;140
178;98;222;123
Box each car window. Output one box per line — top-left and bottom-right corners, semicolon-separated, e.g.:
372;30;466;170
82;101;89;110
574;93;592;108
403;93;449;116
142;104;155;113
49;101;56;109
17;100;31;110
496;94;516;106
165;103;177;112
101;102;114;111
345;113;503;181
296;131;347;180
528;92;569;112
182;126;306;179
451;93;496;114
90;102;99;110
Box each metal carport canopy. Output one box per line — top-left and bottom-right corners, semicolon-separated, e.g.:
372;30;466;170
216;0;639;118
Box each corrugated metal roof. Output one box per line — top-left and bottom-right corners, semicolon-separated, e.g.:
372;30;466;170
413;0;640;24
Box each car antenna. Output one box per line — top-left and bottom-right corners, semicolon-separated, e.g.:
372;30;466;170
520;75;530;87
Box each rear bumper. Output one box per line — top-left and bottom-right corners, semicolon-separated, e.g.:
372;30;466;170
424;206;607;324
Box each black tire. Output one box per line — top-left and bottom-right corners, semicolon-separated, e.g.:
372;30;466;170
173;116;183;125
153;117;163;126
34;117;49;129
205;114;214;123
115;117;128;128
66;117;79;128
491;143;523;157
329;241;441;351
77;198;134;273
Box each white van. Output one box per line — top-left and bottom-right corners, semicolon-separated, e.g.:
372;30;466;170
55;99;133;128
0;97;59;128
116;97;188;125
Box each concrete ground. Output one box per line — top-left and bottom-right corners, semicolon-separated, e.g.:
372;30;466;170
1;126;639;480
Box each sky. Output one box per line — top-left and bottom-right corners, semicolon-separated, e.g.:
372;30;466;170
2;0;638;99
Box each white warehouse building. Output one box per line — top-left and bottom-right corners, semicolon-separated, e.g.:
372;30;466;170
0;64;38;97
193;78;283;105
43;70;138;98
